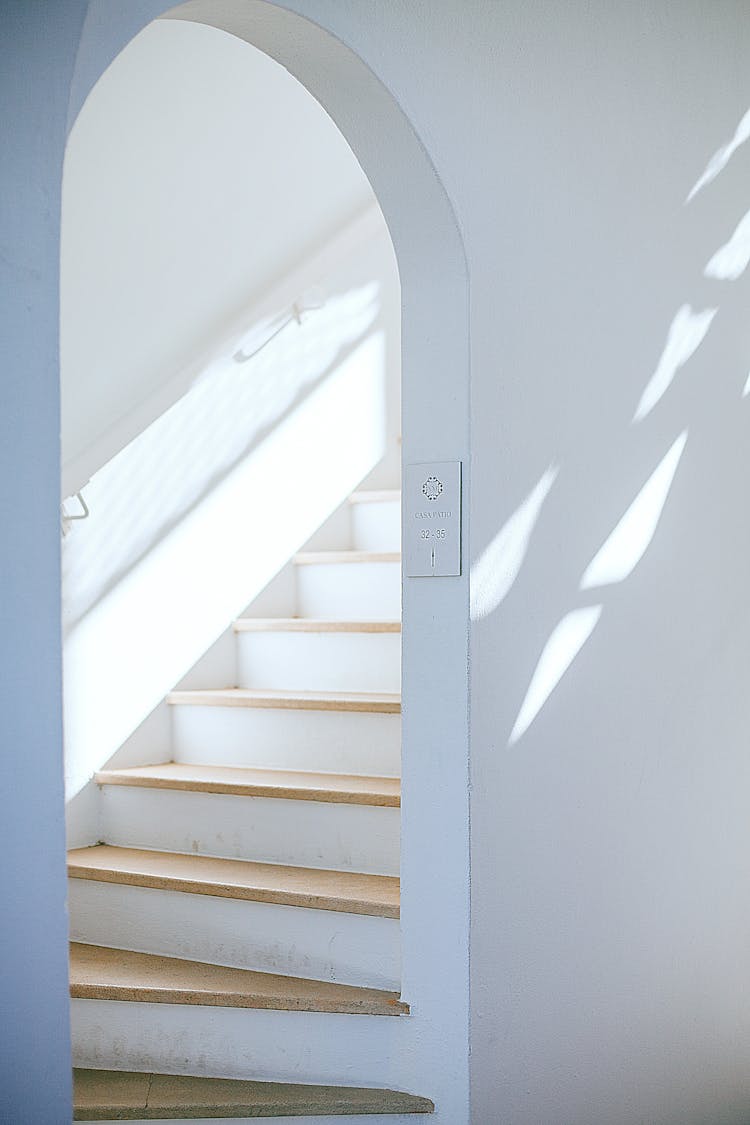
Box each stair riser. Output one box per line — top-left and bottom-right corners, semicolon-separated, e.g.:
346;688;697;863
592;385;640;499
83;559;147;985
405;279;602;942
68;880;400;990
71;1000;408;1093
350;500;401;552
100;787;400;875
171;705;401;776
237;630;401;693
295;562;400;620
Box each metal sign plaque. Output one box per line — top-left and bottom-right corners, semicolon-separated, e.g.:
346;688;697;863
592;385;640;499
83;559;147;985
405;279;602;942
404;461;462;577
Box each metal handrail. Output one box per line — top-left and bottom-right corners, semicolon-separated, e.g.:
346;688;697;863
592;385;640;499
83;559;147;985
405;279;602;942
233;288;326;365
61;490;89;536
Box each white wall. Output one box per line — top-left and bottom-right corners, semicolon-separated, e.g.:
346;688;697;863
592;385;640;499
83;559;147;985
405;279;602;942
186;3;750;1122
62;18;377;490
0;5;84;1122
258;2;750;1119
457;6;750;1122
15;3;750;1124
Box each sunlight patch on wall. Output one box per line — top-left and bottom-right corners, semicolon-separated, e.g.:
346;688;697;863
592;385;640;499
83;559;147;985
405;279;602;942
705;208;750;281
509;605;603;746
470;465;558;620
63;333;386;799
580;431;688;591
62;283;380;628
633;305;716;422
687;106;750;203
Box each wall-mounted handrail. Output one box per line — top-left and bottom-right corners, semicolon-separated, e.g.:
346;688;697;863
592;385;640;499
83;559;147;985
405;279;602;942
233;288;326;365
61;490;90;536
60;204;379;503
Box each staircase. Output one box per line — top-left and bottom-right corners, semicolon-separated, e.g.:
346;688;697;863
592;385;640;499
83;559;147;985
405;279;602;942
67;488;433;1121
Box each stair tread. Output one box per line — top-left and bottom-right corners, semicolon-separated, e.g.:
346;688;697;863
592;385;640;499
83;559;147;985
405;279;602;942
73;1067;433;1119
294;550;400;565
348;489;401;504
69;943;408;1015
67;846;399;918
95;763;400;807
166;687;401;713
233;617;401;633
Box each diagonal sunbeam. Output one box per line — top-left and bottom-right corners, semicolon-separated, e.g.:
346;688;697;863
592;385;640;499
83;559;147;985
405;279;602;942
581;432;688;590
633;306;716;423
470;465;558;620
687;106;750;203
705;207;750;281
509;605;603;745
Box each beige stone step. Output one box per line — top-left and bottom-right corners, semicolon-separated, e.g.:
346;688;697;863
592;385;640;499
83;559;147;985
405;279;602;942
73;1067;433;1119
294;550;400;565
67;846;399;918
69;943;408;1015
166;688;400;713
233;617;401;633
95;762;400;807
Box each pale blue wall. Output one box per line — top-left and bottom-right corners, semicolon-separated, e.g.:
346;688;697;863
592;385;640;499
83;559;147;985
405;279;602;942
0;3;87;1122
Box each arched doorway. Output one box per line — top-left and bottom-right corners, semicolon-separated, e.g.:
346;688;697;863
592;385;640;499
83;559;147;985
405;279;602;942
2;4;470;1121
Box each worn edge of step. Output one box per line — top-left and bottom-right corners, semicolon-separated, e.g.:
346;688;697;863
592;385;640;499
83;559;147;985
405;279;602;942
233;617;401;633
73;1068;434;1119
294;550;401;565
348;488;401;504
69;943;408;1016
166;687;401;714
95;762;401;808
67;846;400;919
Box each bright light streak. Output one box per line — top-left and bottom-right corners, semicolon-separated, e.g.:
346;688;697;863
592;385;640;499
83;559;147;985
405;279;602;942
62;283;380;627
509;605;603;745
633;305;716;422
63;334;386;798
687;107;750;203
705;208;750;281
743;372;750;398
580;431;688;590
470;466;558;620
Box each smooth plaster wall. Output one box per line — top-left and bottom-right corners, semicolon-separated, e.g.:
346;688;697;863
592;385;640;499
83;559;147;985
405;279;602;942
5;2;750;1123
285;3;750;1120
0;5;85;1122
458;7;750;1123
252;3;750;1122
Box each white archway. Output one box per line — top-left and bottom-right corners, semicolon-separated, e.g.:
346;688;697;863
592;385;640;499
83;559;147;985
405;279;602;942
2;3;470;1120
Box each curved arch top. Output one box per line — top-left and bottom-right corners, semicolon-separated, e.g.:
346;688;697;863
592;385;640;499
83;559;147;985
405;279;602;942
68;0;468;298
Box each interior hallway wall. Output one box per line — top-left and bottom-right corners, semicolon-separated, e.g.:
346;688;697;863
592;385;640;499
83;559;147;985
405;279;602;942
300;2;750;1120
5;2;750;1123
0;4;87;1122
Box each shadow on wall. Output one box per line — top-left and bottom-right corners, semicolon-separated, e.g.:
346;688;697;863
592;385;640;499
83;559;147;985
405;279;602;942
62;291;388;804
62;278;381;631
470;101;750;750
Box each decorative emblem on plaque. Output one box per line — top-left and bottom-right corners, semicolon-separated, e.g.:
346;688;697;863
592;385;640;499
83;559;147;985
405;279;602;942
422;476;443;501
